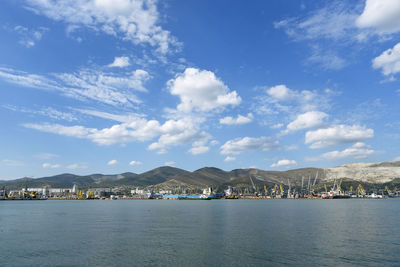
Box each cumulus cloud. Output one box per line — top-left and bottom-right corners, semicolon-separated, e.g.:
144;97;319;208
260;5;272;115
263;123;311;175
372;42;400;76
253;85;334;129
220;136;279;155
189;146;209;155
42;163;61;168
267;85;293;101
107;159;118;165
24;0;177;54
164;161;176;166
167;68;241;113
108;56;130;68
147;117;207;153
356;0;400;34
305;124;374;149
256;84;332;115
224;156;236;162
283;111;328;134
394;156;400;162
270;159;297;168
318;142;375;160
0;67;151;106
306;142;376;161
220;113;253;125
129;160;142;166
24;116;209;154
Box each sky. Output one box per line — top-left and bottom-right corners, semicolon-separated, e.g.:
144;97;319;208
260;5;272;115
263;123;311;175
1;0;400;180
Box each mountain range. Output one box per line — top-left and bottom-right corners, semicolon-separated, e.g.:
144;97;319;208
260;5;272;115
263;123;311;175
2;161;400;190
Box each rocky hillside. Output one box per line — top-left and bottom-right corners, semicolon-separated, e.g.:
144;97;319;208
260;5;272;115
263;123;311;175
324;162;400;183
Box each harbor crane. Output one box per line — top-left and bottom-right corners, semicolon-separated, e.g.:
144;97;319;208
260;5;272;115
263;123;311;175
249;175;257;194
312;171;318;186
385;186;392;195
287;179;292;198
357;184;365;196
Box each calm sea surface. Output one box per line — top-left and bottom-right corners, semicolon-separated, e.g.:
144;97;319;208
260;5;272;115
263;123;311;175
1;199;400;266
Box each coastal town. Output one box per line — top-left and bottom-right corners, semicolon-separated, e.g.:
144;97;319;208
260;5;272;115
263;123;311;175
2;180;399;200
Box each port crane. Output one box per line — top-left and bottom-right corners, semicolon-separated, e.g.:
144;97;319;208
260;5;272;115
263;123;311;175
249;175;257;195
312;171;318;186
279;184;284;197
357;184;365;196
264;185;268;196
385;186;392;196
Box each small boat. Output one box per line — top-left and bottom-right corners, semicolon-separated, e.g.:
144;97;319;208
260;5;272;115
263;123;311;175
178;196;211;200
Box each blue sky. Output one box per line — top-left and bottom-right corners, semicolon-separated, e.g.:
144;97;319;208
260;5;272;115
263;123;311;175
1;0;400;180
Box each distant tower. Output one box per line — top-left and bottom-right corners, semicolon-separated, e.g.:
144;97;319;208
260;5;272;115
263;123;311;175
42;186;49;196
72;184;77;194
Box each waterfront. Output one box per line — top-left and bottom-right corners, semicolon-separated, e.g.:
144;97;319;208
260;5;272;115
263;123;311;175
1;199;400;266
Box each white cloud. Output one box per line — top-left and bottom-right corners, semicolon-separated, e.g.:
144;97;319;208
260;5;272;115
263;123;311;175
267;85;293;101
253;85;333;130
24;0;177;54
224;156;236;162
189;146;209;155
75;109;144;123
3;105;78;122
210;140;219;146
147;117;207;153
13;25;48;47
372;42;400;76
2;159;24;166
0;67;151;106
356;0;400;34
129;160;142;166
167;68;241;113
270;123;284;129
66;163;88;169
274;2;359;41
259;84;331;114
164;161;176;166
42;163;61;168
24;116;209;154
108;56;130;68
54;69;151;102
305;124;374;149
318;142;375;160
285;145;299;151
270;159;297;168
107;159;118;165
220;113;253;125
220;136;279;155
308;48;347;70
283;111;328;134
24;123;95;139
394;156;400;162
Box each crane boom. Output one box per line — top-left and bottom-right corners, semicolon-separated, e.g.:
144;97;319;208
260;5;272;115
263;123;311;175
313;171;318;186
249;175;256;192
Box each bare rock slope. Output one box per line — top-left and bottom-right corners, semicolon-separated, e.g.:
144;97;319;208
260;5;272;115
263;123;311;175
324;162;400;183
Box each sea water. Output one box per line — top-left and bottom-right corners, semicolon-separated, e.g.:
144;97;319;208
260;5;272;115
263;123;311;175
1;199;399;266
